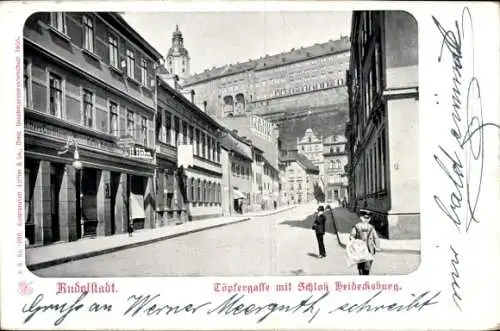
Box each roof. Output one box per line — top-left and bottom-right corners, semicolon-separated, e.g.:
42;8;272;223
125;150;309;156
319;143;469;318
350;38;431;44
323;134;347;144
110;13;164;61
157;74;223;131
183;36;350;86
295;154;320;173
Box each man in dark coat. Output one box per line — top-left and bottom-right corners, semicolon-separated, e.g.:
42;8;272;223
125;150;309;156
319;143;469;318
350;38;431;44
312;205;327;258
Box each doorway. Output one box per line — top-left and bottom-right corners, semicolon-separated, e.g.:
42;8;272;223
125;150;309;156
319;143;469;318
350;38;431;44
110;172;120;235
50;163;63;243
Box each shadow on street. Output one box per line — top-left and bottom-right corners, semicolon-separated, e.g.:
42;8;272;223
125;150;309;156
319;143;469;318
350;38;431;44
279;209;337;235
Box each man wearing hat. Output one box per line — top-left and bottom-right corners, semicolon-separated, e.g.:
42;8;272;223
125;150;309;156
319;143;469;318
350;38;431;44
349;209;380;275
312;205;327;258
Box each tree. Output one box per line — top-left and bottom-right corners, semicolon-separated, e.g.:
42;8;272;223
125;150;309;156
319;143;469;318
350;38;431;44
313;182;325;203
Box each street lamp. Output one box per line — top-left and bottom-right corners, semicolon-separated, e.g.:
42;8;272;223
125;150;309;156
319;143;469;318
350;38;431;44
58;137;83;238
58;138;82;170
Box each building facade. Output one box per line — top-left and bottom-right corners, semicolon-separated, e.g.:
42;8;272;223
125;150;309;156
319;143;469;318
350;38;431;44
296;128;324;175
322;135;348;203
155;72;224;224
182;37;351;118
345;11;419;239
217;115;280;169
220;129;254;213
283;154;320;204
23;12;163;245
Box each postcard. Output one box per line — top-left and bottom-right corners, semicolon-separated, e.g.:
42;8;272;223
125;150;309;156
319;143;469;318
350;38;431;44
0;1;499;330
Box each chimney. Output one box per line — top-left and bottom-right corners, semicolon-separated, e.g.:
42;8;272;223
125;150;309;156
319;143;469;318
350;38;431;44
190;89;195;103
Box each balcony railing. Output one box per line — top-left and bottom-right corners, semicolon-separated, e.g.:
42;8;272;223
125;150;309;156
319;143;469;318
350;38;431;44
156;140;177;160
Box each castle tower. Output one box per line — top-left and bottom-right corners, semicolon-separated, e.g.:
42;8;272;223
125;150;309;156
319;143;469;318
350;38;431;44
166;25;190;82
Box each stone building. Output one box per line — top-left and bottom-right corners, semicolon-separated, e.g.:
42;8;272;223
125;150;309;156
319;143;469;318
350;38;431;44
322;135;348;203
23;12;163;245
296;128;324;176
181;37;351;119
155;71;224;223
345;11;419;239
220;129;254;214
281;153;320;204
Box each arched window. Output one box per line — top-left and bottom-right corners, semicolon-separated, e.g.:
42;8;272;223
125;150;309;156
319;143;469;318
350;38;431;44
218;183;221;203
189;178;194;201
330;160;334;169
197;179;201;202
203;180;207;203
212;182;215;203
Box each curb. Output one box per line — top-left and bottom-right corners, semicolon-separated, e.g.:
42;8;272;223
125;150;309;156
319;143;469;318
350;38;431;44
27;217;250;271
27;206;298;271
329;210;420;255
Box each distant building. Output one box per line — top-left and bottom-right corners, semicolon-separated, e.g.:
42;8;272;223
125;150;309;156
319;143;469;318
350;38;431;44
322;135;348;203
296;128;323;176
181;37;351;119
281;152;320;204
217;115;280;169
166;25;190;83
219;129;254;214
345;11;419;239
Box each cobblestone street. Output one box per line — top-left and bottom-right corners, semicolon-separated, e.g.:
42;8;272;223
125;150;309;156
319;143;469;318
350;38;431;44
33;204;420;277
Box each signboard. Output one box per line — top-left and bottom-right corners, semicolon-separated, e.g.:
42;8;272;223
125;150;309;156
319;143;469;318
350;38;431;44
177;144;194;167
25;119;122;154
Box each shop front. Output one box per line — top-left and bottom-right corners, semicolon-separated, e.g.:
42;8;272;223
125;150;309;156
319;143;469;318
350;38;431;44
24;115;155;245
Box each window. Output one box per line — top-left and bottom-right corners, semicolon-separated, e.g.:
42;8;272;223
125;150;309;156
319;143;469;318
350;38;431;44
329;160;334;169
189;125;194;145
83;90;93;127
196;179;201;202
189;178;194;202
201;132;206;158
174;117;180;146
195;129;200;155
140;58;148;85
49;73;62;117
217;143;221;163
212;140;216;162
182;122;188;145
141;116;148;146
23;61;31;108
127;110;135;135
203;180;207;203
108;35;119;68
165;111;171;144
206;136;211;161
109;101;118;136
50;12;66;34
126;49;135;79
83;15;94;52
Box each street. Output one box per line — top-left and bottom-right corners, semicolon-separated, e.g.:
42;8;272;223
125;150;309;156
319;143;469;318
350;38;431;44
33;205;420;277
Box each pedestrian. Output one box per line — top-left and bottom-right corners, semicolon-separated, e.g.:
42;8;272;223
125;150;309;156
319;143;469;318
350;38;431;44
349;209;380;275
127;219;134;237
312;205;327;258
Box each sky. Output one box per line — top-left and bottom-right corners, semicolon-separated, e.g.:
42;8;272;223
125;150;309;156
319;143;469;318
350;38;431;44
122;11;352;75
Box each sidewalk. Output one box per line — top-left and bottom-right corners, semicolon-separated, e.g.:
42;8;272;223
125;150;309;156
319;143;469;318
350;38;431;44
26;205;296;271
329;207;421;254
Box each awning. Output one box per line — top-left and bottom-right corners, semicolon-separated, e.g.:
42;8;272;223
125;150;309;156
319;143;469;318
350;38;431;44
233;189;247;199
129;193;145;219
